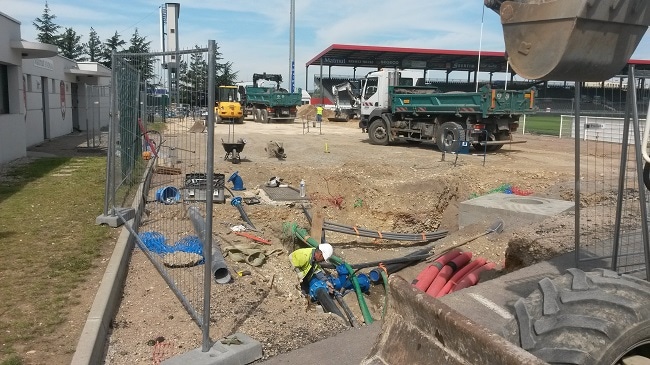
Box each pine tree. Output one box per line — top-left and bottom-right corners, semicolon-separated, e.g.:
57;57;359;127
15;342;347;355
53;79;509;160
125;28;154;82
84;27;103;62
101;31;126;69
33;1;60;45
179;46;209;106
57;27;85;61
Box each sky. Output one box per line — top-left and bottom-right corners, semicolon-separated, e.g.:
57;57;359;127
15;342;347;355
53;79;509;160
4;0;650;91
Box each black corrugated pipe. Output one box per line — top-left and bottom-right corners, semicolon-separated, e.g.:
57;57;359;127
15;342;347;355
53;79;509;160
314;287;346;321
322;253;431;271
301;206;448;242
334;292;361;328
231;196;256;229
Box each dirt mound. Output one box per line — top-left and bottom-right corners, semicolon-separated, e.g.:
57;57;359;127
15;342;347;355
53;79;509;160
297;104;336;119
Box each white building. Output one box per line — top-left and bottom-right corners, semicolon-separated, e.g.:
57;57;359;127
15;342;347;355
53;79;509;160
0;11;111;165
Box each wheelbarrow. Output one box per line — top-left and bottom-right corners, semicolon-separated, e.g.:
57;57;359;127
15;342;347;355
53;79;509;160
222;138;246;164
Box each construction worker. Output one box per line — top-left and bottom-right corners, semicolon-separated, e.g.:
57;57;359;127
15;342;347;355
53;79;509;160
315;105;323;125
289;243;334;295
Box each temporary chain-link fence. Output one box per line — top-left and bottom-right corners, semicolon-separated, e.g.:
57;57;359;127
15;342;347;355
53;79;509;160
102;41;220;351
83;84;110;149
574;67;650;279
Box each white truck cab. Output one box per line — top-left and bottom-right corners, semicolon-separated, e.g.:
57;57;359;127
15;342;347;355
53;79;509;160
360;69;424;123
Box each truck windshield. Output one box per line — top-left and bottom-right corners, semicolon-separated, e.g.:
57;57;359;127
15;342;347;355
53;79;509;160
363;77;378;99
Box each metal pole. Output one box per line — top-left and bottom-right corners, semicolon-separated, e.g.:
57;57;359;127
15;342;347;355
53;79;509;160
574;82;581;266
289;0;295;93
476;3;485;92
85;84;90;148
103;51;118;216
203;39;216;352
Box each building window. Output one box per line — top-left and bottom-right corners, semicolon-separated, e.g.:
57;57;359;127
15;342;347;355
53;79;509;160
52;79;56;93
26;74;32;92
0;64;9;114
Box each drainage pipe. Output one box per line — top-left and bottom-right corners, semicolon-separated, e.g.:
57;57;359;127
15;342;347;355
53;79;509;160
231;196;256;230
188;206;232;284
285;222;374;325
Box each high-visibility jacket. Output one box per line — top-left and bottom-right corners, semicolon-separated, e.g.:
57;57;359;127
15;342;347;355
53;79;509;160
316;106;323;116
289;247;322;282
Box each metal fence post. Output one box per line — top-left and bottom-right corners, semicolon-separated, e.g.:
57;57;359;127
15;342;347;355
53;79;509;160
202;39;216;352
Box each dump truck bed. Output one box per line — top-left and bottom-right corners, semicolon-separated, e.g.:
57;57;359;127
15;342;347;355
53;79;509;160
389;86;536;117
245;86;302;107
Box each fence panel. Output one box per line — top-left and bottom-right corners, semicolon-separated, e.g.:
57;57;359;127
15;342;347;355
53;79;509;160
102;46;217;338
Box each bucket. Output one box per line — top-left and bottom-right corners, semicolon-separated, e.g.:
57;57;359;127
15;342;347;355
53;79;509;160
156;186;180;204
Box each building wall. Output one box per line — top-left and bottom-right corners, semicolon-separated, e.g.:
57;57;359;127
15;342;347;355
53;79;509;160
0;13;26;164
22;56;78;147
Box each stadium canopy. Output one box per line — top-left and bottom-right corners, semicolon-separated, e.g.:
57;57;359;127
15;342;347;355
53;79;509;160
304;44;650;88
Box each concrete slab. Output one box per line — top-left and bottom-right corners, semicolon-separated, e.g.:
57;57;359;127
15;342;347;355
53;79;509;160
162;333;262;365
259;322;383;365
459;193;573;229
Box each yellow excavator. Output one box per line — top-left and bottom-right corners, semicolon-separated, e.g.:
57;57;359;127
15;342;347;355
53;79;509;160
215;85;244;124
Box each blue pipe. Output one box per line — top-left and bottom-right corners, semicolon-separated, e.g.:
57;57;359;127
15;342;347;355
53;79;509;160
329;264;370;293
228;171;246;191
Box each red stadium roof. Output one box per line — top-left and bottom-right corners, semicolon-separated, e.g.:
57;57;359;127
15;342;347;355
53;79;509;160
306;44;650;77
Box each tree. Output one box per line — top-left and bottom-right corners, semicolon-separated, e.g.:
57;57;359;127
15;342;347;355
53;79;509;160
179;46;209;105
125;28;154;82
216;61;239;87
84;27;102;62
101;31;126;69
33;1;60;45
57;27;85;61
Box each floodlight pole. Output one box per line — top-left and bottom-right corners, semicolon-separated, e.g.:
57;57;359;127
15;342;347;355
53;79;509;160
476;2;485;92
289;0;296;93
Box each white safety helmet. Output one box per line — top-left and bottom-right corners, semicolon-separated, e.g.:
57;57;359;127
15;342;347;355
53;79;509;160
318;243;333;260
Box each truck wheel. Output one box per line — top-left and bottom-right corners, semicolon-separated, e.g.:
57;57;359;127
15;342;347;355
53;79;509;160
436;121;464;152
368;119;389;145
515;268;650;365
254;108;261;122
261;109;269;123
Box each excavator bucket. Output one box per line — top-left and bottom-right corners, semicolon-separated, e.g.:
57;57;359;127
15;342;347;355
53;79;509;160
495;0;650;82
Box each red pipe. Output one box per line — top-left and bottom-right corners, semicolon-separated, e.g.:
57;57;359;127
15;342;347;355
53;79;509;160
449;262;497;293
411;249;461;292
436;257;487;298
425;251;472;297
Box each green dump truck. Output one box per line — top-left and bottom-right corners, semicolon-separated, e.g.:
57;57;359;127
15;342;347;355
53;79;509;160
359;69;537;152
241;73;302;123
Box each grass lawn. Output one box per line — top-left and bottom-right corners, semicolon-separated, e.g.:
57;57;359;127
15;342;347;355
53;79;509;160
521;114;564;136
0;157;114;365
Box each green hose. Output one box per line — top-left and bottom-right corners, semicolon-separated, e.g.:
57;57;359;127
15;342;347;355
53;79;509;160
380;269;389;320
284;222;374;325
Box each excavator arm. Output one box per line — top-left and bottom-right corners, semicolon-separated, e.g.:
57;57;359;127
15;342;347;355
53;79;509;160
331;82;361;120
488;0;650;82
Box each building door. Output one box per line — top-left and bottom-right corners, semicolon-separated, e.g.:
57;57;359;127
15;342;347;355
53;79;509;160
71;83;79;131
41;76;50;139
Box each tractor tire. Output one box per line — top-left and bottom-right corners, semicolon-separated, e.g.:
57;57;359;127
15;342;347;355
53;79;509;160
436;121;464;152
515;268;650;365
368;119;389;146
